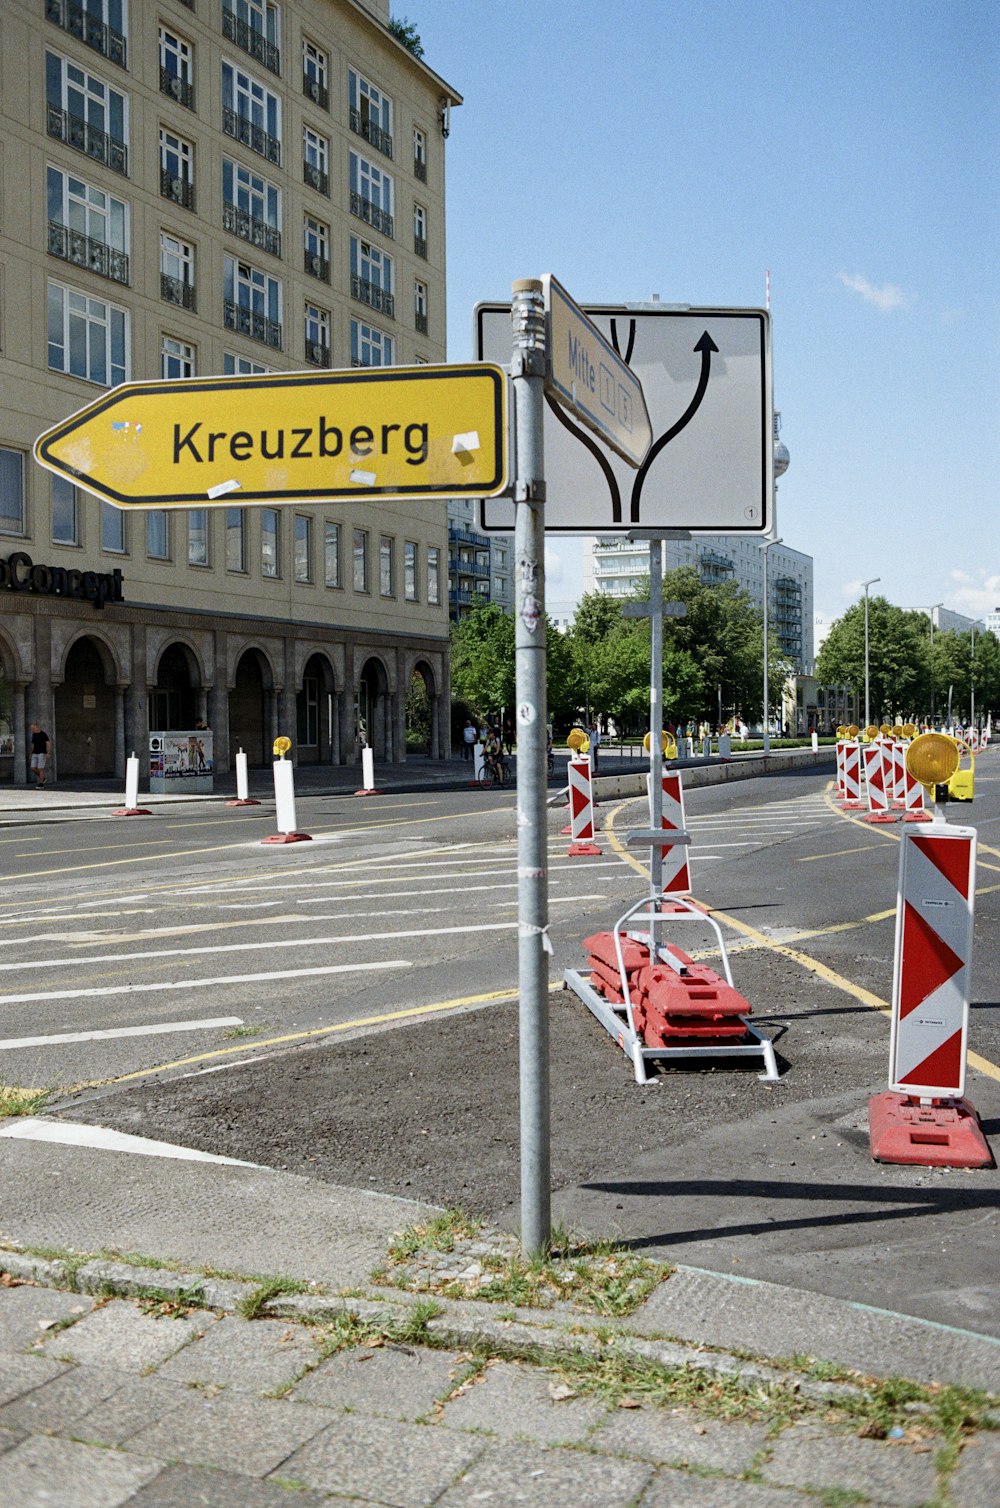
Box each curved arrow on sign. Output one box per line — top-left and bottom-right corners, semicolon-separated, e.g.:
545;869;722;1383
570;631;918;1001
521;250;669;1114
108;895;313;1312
629;331;718;523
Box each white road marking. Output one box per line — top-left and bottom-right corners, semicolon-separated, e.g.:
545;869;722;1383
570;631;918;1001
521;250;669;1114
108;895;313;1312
0;1016;243;1050
0;1117;261;1166
0;958;411;1005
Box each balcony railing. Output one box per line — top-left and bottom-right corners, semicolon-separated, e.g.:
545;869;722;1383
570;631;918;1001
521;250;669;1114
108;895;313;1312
448;525;490;548
223;299;281;349
222;200;281;257
350;192;393;239
160;67;195;110
222;106;280;166
349;108;392;159
221;4;280;75
415;310;428;335
303;73;328;110
47;220;129;285
302;160;329;196
46;0;127;69
160;168;195;210
350;275;394;319
47;105;128;176
414;235;427;260
304;250;330;282
305;340;329;368
160;273;195;310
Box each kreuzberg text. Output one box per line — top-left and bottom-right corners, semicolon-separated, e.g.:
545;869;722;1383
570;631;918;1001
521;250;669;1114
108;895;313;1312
173;418;430;467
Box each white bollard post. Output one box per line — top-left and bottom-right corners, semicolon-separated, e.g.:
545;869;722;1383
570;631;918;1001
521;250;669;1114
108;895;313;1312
226;747;261;807
474;742;485;781
114;752;150;816
261;756;311;843
355;744;382;796
811;731;819;753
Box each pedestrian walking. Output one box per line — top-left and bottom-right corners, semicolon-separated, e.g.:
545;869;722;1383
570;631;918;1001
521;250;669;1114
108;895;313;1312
462;717;477;761
588;720;601;774
29;723;51;787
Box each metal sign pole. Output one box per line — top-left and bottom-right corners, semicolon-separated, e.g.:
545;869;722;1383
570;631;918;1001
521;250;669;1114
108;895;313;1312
510;279;550;1255
648;538;664;895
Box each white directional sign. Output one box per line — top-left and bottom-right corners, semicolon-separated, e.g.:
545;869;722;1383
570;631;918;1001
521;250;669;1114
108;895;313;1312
475;304;772;534
543;275;651;467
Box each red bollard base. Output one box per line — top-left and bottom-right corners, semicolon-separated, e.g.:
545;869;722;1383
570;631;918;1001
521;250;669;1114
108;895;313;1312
862;812;899;824
226;798;261;807
838;801;866;811
260;831;312;844
354;788;383;796
902;811;932;823
113;807;152;817
868;1091;993;1168
567;841;602;857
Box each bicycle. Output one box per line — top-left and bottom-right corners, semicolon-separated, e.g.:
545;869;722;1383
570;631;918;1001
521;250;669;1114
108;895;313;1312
478;751;510;789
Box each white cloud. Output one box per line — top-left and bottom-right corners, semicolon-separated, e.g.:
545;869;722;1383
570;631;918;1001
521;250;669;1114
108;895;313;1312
836;273;911;312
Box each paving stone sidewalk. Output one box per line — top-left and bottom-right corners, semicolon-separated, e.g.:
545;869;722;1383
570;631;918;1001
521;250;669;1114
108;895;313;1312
0;1279;995;1507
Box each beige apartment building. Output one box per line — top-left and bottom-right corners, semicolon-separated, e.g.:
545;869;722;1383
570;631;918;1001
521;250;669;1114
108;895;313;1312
0;0;461;782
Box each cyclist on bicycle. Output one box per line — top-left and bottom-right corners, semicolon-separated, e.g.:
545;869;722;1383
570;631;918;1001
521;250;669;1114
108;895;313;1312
481;722;506;785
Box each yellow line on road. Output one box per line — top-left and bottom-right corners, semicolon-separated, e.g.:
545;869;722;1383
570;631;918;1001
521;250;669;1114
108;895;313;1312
798;843;886;861
603;797;1000;1088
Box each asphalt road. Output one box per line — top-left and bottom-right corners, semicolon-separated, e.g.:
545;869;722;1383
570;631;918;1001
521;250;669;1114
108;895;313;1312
4;760;999;1336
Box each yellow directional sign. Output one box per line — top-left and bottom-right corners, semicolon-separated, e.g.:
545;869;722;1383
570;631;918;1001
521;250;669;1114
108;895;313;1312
34;364;508;508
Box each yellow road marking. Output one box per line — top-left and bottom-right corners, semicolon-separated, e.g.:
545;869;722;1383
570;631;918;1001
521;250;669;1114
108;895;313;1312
798;843;886;861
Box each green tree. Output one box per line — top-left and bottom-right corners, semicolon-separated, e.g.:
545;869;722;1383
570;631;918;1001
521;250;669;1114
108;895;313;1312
450;601;575;727
388;16;424;57
815;598;930;723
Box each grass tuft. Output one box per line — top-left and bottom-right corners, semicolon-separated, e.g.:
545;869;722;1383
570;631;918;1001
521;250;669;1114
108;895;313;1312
0;1085;48;1118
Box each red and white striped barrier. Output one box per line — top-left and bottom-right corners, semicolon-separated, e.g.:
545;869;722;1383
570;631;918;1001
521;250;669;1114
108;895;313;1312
648;768;691;893
901;757;931;822
862;742;897;823
226;748;261;807
262;757;312;844
567;755;601;856
870;819;990;1166
839;741;865;809
835;739;848;799
113;753;151;817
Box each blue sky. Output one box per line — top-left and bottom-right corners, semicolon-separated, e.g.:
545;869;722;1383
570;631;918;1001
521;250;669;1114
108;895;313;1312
411;0;999;641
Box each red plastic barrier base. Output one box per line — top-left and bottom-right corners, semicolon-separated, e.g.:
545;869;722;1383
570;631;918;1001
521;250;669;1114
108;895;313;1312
838;801;866;811
868;1091;994;1168
354;788;384;796
260;832;313;844
226;798;261;807
902;811;932;823
112;807;151;816
862;812;899;824
568;841;602;857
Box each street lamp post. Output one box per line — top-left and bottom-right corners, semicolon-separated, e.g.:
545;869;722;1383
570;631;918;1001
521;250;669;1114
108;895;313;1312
862;577;880;729
762;537;782;754
902;603;945;725
970;619;983;731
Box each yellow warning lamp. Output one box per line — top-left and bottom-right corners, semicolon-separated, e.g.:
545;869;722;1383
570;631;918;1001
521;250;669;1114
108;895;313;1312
863;725;880;743
835;725;846;739
906;732;959;807
567;727;590;754
892;723;904;738
846;725;859;739
879;724;893;738
901;723;917;739
643;729;676;756
273;736;292;759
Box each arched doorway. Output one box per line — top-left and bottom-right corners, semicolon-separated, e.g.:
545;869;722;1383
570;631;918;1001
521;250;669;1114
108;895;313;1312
406;661;435;756
229;649;270;766
357;656;390;760
149;643;199;730
54;636;116;776
296;653;336;765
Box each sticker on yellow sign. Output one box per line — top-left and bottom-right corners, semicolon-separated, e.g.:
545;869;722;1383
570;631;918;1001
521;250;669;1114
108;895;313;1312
34;364;508;508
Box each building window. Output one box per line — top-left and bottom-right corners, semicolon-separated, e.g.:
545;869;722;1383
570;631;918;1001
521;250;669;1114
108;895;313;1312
159;27;194;107
51;474;79;545
350;319;393;368
160;233;195;310
404;540;418;601
222;158;281;257
348;69;393;157
427;545;441;606
45;50;128;176
413;127;426;181
380;535;394;597
161;335;194;379
222;61;281;165
349;152;393;237
223;256;282;348
46;0;128;69
46;165;129;285
304;303;330;366
302;126;329;195
414;279;427;335
302;39;328;108
304;216;329;281
101;501;125;553
261;506;279;576
0;450;25;535
159;128;195;209
353;527;368;592
224;352;269;375
188;508;209;566
294;514;312;581
47;280;128;386
413;202;427;259
146;509;169;560
324;521;340;587
226;506;246;572
350;237;394;317
221;0;280;75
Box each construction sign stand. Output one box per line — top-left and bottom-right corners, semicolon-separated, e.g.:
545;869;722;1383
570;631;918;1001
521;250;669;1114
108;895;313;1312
838;733;865;810
862;740;898;824
566;755;601;856
869;735;992;1168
